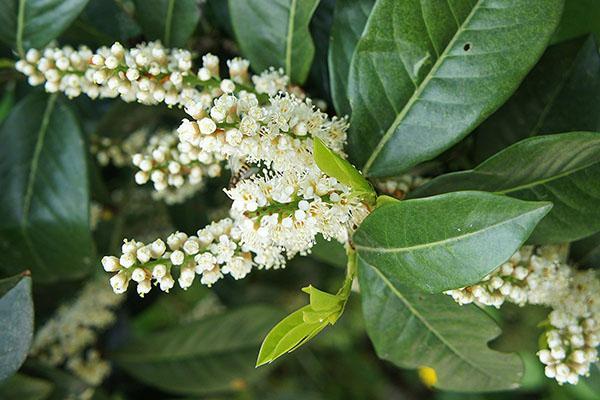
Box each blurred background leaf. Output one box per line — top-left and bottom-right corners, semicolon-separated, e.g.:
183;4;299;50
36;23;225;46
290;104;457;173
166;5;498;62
133;0;200;47
0;93;94;283
0;273;33;382
112;305;282;396
229;0;320;84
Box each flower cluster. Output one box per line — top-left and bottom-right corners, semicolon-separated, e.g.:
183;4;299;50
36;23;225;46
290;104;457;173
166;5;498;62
538;270;599;385
102;86;371;296
15;41;288;109
446;245;571;308
132;129;224;204
29;279;124;385
176;91;348;173
90;129;148;167
446;245;599;385
103;219;252;295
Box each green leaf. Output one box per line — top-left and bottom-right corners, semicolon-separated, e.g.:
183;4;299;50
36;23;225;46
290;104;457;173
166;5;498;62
61;0;141;47
570;232;600;268
257;281;351;366
551;0;600;44
375;194;400;208
0;0;89;55
256;306;310;367
357;256;523;392
0;273;33;382
0;93;94;283
306;0;334;101
411;132;600;244
310;235;347;268
24;362;93;400
313;137;374;201
353;191;551;293
473;36;600;162
302;285;341;312
133;0;200;47
347;0;564;177
328;0;375;116
0;373;53;400
113;305;282;396
0;84;15;124
229;0;320;84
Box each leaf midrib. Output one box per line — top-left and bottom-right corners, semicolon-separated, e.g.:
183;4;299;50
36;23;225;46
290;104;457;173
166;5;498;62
20;94;57;275
16;0;27;57
363;259;498;382
285;0;298;76
164;0;176;46
354;205;545;254
362;0;483;175
494;160;600;195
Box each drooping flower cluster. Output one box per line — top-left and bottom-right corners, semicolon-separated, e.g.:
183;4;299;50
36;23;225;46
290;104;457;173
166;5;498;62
29;279;124;385
15;41;288;109
537;270;599;385
102;86;371;296
132;129;224;204
446;245;599;385
446;245;571;308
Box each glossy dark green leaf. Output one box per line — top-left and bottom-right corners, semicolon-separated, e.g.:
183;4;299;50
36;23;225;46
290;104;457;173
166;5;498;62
570;232;600;268
0;0;89;54
347;0;563;177
551;0;600;44
205;0;234;38
229;0;320;84
113;305;281;396
0;273;33;382
358;256;524;392
62;0;141;46
307;0;334;101
411;132;600;244
0;373;52;400
327;0;375;116
353;191;551;292
473;36;600;161
0;93;94;283
133;0;200;47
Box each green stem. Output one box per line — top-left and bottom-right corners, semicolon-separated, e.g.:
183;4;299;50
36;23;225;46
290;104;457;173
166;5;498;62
340;248;357;299
0;59;15;69
16;0;26;58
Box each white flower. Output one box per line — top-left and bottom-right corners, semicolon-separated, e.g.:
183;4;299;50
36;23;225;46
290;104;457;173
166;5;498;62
16;42;276;110
30;279;122;385
101;256;121;272
448;244;599;386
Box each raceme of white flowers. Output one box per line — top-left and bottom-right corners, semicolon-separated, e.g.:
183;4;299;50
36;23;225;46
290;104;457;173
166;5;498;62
15;41;289;110
29;279;124;385
132;128;224;204
446;245;599;385
101;85;370;297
